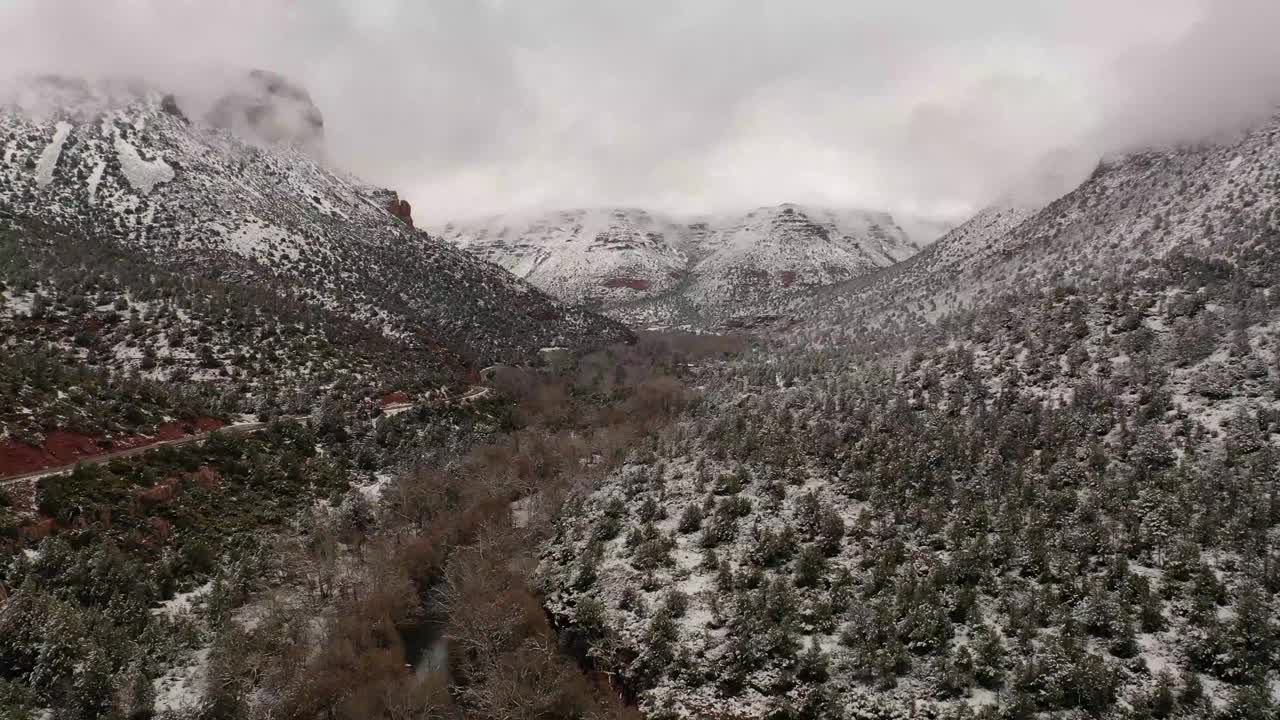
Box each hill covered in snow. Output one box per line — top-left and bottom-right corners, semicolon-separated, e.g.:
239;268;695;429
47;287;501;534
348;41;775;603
0;75;630;369
788;116;1280;344
434;205;949;329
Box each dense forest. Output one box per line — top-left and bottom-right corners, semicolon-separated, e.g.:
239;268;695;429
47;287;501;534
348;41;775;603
540;225;1280;718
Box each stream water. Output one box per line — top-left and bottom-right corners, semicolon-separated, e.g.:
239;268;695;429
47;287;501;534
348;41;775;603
401;618;449;677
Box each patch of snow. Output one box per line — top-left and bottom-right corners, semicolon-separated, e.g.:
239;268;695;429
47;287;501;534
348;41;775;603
233;603;268;633
33;121;72;187
382;403;413;417
1137;633;1177;676
358;472;394;504
86;160;106;204
153;581;213;619
152;647;209;715
223;220;300;260
966;688;998;708
511;495;536;528
1;290;35;319
114;134;174;195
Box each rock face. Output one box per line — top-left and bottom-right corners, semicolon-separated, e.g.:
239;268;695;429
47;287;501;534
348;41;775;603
371;189;415;227
388;196;414;227
390;199;413;226
206;70;325;153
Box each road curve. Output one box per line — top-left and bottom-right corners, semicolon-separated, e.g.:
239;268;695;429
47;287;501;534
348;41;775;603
0;399;429;486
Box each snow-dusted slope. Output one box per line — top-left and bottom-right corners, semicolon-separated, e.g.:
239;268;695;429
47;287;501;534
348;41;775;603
439;207;692;308
0;75;629;366
434;204;947;329
790;116;1280;342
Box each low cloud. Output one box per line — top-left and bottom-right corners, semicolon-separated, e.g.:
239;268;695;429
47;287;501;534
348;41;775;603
1;1;1277;222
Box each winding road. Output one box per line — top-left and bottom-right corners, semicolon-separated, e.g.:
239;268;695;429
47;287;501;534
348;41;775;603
0;386;491;487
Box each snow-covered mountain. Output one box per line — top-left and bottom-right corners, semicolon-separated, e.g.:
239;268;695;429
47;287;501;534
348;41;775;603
0;74;629;369
433;205;948;329
789;116;1280;343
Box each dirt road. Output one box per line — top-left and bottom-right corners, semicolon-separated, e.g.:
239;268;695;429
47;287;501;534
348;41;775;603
0;401;423;486
0;384;497;487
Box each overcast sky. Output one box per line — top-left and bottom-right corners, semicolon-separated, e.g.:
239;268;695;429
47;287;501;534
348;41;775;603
2;0;1279;222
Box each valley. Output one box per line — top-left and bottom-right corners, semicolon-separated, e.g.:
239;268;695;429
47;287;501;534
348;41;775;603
0;69;1278;720
434;206;948;331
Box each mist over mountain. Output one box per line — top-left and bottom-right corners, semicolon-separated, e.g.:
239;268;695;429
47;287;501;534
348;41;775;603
436;204;949;329
4;3;1280;720
3;0;1280;223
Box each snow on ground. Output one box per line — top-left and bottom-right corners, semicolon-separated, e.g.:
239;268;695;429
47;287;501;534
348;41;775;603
382;403;414;418
153;647;210;715
510;495;537;529
302;185;349;220
966;688;998;709
1137;633;1178;676
152;580;213;619
0;289;36;319
33;121;72;187
114;134;174;195
358;471;395;504
86;160;106;204
223;220;302;261
434;204;936;327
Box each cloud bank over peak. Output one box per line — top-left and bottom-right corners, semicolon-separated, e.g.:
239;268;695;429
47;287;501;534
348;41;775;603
2;0;1278;223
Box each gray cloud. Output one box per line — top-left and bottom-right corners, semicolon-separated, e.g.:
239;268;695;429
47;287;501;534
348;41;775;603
1;0;1277;222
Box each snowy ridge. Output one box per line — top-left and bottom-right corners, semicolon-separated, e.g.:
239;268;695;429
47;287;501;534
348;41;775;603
788;115;1280;341
435;204;948;329
0;75;629;366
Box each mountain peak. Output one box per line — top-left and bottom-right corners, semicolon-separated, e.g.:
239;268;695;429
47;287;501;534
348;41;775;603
434;205;948;329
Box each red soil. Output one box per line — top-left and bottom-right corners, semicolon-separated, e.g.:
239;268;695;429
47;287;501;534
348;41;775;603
380;391;412;406
0;417;227;478
19;517;56;541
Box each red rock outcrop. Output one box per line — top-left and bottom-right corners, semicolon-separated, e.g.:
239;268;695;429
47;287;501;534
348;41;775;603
388;198;414;227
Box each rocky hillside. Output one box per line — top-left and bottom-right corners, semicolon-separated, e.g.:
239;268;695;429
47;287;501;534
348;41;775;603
434;205;947;329
0;75;630;369
789;116;1280;346
536;117;1280;718
0;224;450;461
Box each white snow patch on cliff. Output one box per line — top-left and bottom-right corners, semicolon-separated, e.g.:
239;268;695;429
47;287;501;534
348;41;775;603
224;220;300;260
34;121;72;187
114;135;174;195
